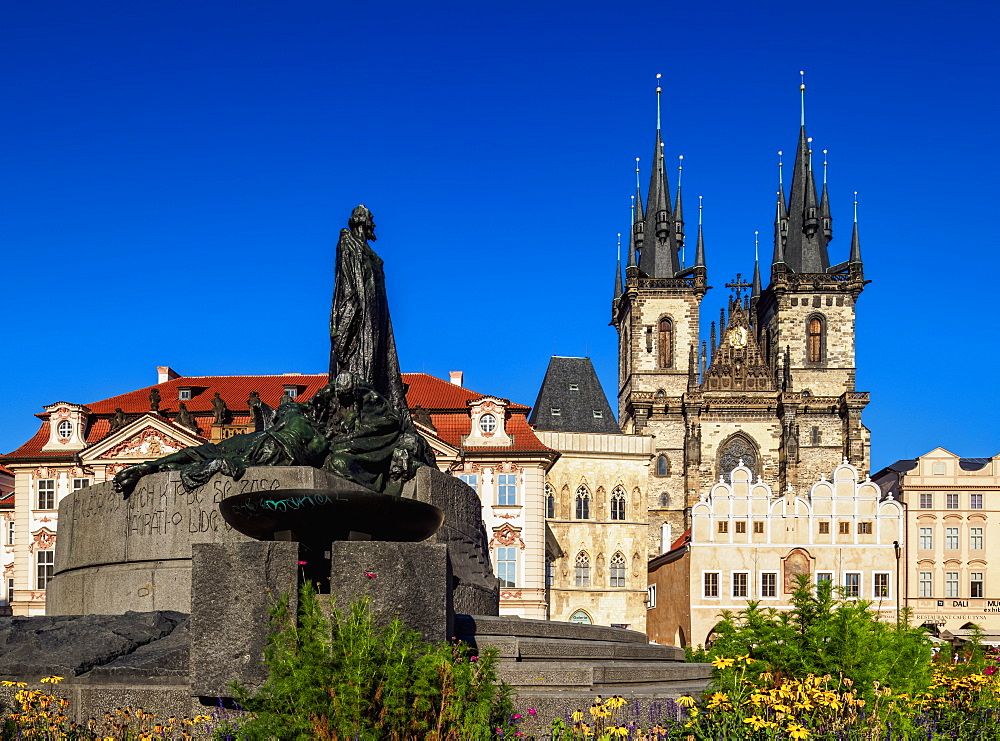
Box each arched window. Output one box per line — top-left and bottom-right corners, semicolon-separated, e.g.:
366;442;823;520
575;486;591;520
610;487;626;520
569;609;592;624
656;454;668;477
545;553;555;587
575;552;590;587
659;492;669;508
609;552;626;588
658;318;673;368
545;484;555;519
718;434;759;482
807;316;824;363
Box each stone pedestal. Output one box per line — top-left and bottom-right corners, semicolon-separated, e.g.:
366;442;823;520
329;541;453;643
188;541;299;698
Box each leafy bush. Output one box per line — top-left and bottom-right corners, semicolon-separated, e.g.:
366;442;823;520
225;582;513;740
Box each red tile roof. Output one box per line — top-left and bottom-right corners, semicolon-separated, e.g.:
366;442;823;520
670;528;692;551
0;465;12;476
3;372;551;460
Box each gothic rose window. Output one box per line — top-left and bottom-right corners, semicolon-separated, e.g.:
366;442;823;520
719;436;757;482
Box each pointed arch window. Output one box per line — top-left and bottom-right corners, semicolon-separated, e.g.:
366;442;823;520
656;454;668;477
545;484;555;519
718;434;759;483
575;486;591;520
610;487;626;520
609;552;627;588
575;552;590;587
659;492;669;508
658;318;673;368
807;316;824;363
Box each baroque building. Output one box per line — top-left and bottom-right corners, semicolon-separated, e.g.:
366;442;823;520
611;80;872;561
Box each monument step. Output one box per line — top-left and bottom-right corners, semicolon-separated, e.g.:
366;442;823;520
474;635;684;662
497;660;713;690
457;614;654;645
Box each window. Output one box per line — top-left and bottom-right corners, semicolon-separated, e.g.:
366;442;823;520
843;572;860;598
178;388;192;400
971;527;983;550
810;427;820;445
874;573;890;598
816;573;833;592
659;493;669;508
610;553;626;588
971;573;984;599
479;414;498;433
545;554;554;587
283;385;299;399
646;585;657;609
575;487;591;520
971;494;983;510
73;478;90;491
656;454;668;476
593;410;603;419
575;553;590;587
568;383;579;392
735;521;746;534
569;610;592;624
946;494;959;510
496;547;517;588
718;435;758;482
545;485;555;519
919;572;933;598
753;521;764;534
57;420;73;439
919;527;933;550
497;474;517;506
858;522;872;535
946;527;959;550
933;462;946;475
550;408;561;416
732;572;748;598
459;474;478;489
36;550;54;590
610;488;626;520
704;572;719;598
658;318;673;368
945;572;959;598
5;520;13;546
37;479;55;510
5;577;12;605
807;317;823;362
919;493;933;508
718;521;729;534
761;573;777;598
838;522;850;535
819;521;830;534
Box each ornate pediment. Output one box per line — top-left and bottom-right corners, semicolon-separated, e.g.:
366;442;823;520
99;426;188;460
703;295;774;393
489;523;525;550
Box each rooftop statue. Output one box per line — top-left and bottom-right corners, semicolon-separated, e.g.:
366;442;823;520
114;205;436;499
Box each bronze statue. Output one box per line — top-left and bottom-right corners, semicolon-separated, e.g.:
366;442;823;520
109;408;127;432
211;392;228;425
114;206;435;498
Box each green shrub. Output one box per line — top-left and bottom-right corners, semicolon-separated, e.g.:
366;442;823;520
223;582;513;740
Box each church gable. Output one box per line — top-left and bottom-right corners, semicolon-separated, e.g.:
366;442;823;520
702;293;773;393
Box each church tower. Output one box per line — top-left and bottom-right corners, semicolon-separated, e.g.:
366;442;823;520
613;76;871;556
611;78;708;551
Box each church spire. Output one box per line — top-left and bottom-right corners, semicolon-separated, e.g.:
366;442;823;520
752;232;762;299
629;159;643;269
772;151;788;268
639;74;679;278
674;156;685;266
820;149;832;241
694;195;706;267
614;233;623;299
782;72;830;273
849;192;863;264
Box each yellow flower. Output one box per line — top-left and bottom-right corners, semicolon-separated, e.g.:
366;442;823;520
39;676;64;684
711;657;736;669
787;722;810;739
0;681;26;687
192;714;212;722
744;715;769;730
571;709;584;722
677;695;697;707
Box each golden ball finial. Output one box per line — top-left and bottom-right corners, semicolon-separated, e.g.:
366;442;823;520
656;72;662;79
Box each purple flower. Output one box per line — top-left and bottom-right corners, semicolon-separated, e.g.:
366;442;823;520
364;572;377;578
528;708;537;716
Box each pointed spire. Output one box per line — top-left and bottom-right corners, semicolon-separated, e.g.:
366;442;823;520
849;191;863;264
782;71;830;274
628;192;638;268
687;344;698;391
820;149;832;241
701;341;707;379
639;74;678;278
752;232;762;299
709;322;716;363
674;155;685;265
772;151;788;268
694;195;706;267
614;233;623;299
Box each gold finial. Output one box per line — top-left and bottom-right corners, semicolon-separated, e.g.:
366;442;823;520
698;195;703;225
677;155;684;188
853;191;859;223
799;70;806;126
754;230;759;260
778;150;784;186
655;73;662;130
823;149;829;185
617;232;622;260
635;157;640;191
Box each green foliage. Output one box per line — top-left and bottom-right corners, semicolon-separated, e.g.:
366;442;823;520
705;575;933;700
225;582;513;740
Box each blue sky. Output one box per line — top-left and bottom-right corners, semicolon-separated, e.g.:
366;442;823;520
1;0;997;470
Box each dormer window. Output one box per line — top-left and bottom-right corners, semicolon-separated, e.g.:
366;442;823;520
569;383;579;391
283;385;299;399
57;421;73;439
550;408;561;416
593;410;603;419
178;388;192;401
479;414;497;433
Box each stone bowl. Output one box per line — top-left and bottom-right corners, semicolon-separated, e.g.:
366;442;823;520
219;488;444;545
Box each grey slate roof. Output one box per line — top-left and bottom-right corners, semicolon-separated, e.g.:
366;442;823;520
528;357;620;434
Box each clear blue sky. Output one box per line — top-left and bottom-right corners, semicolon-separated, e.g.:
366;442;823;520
2;0;997;471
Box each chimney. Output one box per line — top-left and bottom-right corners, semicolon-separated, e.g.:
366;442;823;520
157;366;181;384
449;371;464;387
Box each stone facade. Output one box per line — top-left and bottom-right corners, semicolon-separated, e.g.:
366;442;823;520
647;462;903;647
